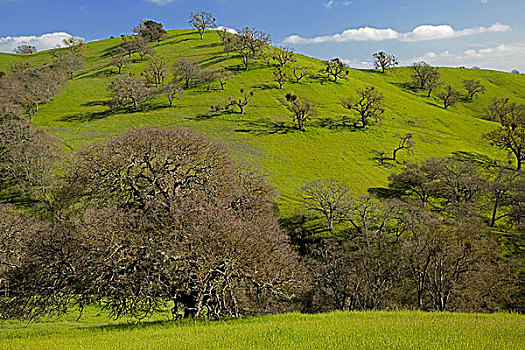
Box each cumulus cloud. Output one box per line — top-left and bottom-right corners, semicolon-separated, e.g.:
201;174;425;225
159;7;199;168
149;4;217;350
144;0;174;5
283;23;510;44
0;32;74;53
213;26;238;35
402;42;525;72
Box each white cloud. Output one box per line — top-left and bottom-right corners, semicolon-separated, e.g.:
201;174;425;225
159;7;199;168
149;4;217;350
0;32;74;53
325;0;352;9
402;43;525;72
144;0;174;5
213;26;238;35
283;23;510;44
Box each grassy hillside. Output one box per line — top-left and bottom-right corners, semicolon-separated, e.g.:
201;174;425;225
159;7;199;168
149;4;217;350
1;309;523;349
2;29;524;215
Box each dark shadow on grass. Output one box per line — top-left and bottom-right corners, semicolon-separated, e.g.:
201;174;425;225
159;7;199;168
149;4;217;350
451;151;500;169
195;42;222;49
391;82;420;93
251;83;275;91
200;56;231;69
235;120;295;135
80;100;107;107
370;150;394;169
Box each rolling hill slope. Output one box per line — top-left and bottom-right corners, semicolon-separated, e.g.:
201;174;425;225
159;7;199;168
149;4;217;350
2;29;524;216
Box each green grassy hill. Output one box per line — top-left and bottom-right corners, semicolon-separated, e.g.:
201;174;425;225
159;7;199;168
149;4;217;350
1;309;523;349
2;29;524;216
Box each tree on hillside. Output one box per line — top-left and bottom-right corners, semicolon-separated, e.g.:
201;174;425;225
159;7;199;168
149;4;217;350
174;58;201;89
110;47;130;74
392;133;415;162
215;68;233;90
299;178;350;232
372;51;398;73
189;11;217;40
231;27;271;70
160;80;183;107
273;67;288;90
325;58;349;83
410;61;441;91
425;69;441;97
285;93;317;132
483;99;525;171
13;45;37;55
463;79;486;100
272;46;296;68
217;29;236;55
293;66;311;84
341;86;385;130
50;37;86;79
228;88;254;114
108;73;151;110
143;55;169;87
134;36;154;61
133;20;167;45
438;85;458;109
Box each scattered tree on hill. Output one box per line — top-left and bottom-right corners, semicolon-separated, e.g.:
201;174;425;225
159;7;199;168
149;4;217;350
325;58;349;83
174;58;201;89
134;36;154;61
13;45;37;54
133;20;167;45
341;86;385;130
231;27;271;70
425;69;441;97
463;79;486;100
189;11;217;40
285;93;317;132
300;178;350;232
50;37;86;79
160;80;183;107
108;73;151;110
217;29;236;55
392;133;415;162
372;51;398;73
272;46;296;68
273;67;288;90
438;85;458;109
410;61;441;93
483;98;525;171
110;47;130;74
215;68;233;90
143;55;169;87
228;88;254;115
293;66;311;84
121;35;136;58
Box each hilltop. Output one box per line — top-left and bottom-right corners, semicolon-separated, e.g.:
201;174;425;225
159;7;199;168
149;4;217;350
1;29;524;216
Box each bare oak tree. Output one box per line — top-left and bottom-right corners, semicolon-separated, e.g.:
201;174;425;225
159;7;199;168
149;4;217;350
325;58;349;83
228;88;254;114
373;51;398;73
189;11;217;40
438;85;458;109
285;93;317;132
341;86;385;130
463;79;486;100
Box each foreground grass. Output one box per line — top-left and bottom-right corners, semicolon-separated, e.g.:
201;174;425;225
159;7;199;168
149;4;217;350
1;310;523;349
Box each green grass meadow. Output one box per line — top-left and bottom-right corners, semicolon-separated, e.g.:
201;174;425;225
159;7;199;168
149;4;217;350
2;29;524;215
1;310;523;349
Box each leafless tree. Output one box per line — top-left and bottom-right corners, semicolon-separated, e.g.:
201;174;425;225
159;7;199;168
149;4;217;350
189;11;217;40
272;46;296;68
463;79;486;100
228;88;254;114
373;51;398;73
160;80;183;107
108;73;152;110
231;27;271;70
110;47;130;74
143;55;169;87
285;93;317;132
174;58;201;89
293;66;311;84
13;45;37;54
273;67;288;90
325;58;349;83
392;133;415;161
341;86;385;130
438;85;458;109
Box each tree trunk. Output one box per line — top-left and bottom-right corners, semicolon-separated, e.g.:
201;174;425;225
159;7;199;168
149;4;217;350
490;197;500;227
240;105;244;114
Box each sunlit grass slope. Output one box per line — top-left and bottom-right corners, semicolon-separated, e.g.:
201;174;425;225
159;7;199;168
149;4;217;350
1;29;524;215
0;309;523;350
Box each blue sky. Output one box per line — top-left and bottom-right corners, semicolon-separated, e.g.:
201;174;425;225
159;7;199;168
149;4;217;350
0;0;524;71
